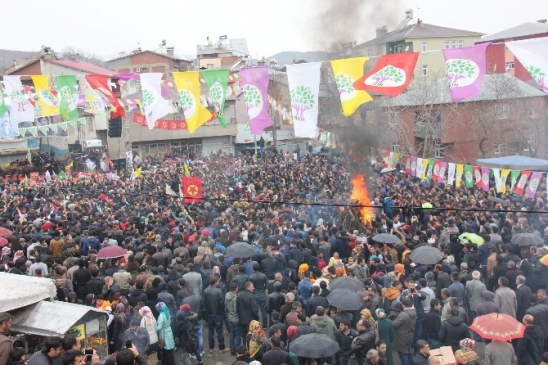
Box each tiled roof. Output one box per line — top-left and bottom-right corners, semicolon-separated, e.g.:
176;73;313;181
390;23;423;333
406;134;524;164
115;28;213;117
478;22;548;43
45;58;114;75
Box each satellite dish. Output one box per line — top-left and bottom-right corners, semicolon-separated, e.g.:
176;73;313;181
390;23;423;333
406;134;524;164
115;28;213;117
405;45;410;51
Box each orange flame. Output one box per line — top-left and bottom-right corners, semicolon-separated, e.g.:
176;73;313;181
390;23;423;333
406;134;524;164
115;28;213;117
350;174;376;226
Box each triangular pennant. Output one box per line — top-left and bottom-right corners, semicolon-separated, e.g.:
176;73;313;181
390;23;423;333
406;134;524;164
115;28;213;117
58;122;68;132
68;120;78;128
18;128;28;137
27;127;38;137
78;118;87;126
49;123;59;133
38;125;50;135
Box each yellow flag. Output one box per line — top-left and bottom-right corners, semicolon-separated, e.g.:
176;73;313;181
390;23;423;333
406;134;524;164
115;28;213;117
24;175;28;186
172;72;211;133
421;159;429;179
455;164;464;188
66;161;73;170
134;167;142;178
31;75;60;116
500;169;510;194
183;163;190;177
329;57;373;116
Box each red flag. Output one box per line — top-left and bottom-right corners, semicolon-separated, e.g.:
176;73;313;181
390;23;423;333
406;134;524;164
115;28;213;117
354;52;419;96
514;171;532;195
85;75;126;118
473;166;482;188
404;155;411;174
182;176;203;204
433;161;442;181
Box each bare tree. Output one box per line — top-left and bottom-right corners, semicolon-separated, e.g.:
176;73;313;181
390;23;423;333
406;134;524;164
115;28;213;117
61;46;106;67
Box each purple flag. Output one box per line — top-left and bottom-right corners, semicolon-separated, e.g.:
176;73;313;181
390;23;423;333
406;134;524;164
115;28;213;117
443;43;490;102
525;171;543;199
481;167;490;192
239;67;273;135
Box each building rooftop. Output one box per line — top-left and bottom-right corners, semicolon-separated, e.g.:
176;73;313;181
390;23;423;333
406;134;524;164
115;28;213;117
355;22;483;49
45;58;114;75
478;22;548;43
106;50;190;63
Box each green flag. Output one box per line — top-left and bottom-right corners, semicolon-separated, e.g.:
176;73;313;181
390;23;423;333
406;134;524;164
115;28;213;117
464;165;474;188
426;159;434;180
0;84;8;117
58;171;66;180
510;169;521;193
201;69;229;126
56;75;79;121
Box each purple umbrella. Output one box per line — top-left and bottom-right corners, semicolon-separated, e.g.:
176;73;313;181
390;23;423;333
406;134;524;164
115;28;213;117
97;246;127;259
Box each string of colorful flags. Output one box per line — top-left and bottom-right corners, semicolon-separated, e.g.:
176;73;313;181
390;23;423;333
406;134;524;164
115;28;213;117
0;37;546;140
382;149;546;199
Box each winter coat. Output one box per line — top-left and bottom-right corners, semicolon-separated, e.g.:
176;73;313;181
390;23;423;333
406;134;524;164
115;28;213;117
203;285;225;316
438;315;470;352
225;291;239;323
526;304;548;340
423;309;442;341
0;331;12;365
517;325;544;365
128;289;148;308
237;289;259;325
376;317;394;365
310;315;337;339
393;308;416;353
123;327;150;355
156;312;175;350
140;317;158;345
351;330;376;365
335;329;357;358
494;286;517;318
27;352;53;365
465;279;486;312
476;291;500;316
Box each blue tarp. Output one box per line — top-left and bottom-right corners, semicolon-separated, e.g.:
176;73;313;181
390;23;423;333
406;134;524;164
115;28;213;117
477;155;548;170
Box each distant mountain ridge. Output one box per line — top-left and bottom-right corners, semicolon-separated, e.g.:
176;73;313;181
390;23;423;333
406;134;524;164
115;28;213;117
266;51;333;66
0;49;39;72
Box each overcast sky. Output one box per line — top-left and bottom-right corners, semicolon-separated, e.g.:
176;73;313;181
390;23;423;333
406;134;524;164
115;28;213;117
1;0;546;61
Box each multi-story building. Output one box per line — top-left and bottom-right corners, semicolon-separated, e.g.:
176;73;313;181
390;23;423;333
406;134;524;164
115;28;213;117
353;18;483;78
106;48;192;73
196;37;249;70
476;21;548;82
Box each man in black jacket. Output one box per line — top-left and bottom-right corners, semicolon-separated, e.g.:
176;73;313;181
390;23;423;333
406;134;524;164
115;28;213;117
127;281;148;308
204;276;228;354
306;286;329;318
261;336;291;365
438;308;470;352
237;281;259;342
267;282;285;317
72;258;91;301
249;263;268;328
423;299;442;348
85;269;103;297
335;318;356;365
516;275;531;321
525;294;548;352
352;319;376;365
517;314;544;365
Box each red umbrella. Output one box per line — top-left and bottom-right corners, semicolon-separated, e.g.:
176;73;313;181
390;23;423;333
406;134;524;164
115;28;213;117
470;313;525;342
97;246;127;259
0;227;13;237
0;237;8;247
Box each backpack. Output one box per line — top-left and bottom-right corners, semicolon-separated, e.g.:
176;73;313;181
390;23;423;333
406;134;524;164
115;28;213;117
184;327;199;353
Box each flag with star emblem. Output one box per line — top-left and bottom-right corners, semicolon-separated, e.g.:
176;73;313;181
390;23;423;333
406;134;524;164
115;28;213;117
182;176;203;204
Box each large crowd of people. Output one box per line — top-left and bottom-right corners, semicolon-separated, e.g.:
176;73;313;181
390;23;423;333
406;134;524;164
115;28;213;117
0;148;548;365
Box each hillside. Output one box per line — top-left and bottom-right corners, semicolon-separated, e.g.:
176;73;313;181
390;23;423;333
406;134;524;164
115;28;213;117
0;49;39;72
266;51;333;66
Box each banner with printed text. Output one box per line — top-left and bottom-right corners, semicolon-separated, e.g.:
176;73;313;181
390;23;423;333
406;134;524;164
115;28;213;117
287;62;322;138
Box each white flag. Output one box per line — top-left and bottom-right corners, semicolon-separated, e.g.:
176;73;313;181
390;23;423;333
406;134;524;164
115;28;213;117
287;62;322;138
492;168;503;193
506;38;548;93
78;76;107;114
139;73;172;129
2;75;34;123
447;163;456;186
416;158;423;178
45;170;51;183
85;158;96;171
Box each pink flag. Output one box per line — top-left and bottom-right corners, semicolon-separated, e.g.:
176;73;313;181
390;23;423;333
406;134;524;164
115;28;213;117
525;171;543;198
443;43;491;102
481;167;490;192
439;162;447;183
239;67;273;135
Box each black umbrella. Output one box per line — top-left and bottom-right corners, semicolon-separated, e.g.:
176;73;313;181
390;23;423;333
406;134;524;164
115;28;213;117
289;333;340;358
226;242;256;258
329;277;365;291
327;288;363;311
372;233;401;244
488;197;510;206
511;233;545;247
409;245;444;265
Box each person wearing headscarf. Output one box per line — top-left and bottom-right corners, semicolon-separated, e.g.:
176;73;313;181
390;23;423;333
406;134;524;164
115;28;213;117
245;320;266;362
138;306;158;355
110;303;129;353
155;302;175;365
360;308;376;329
375;308;394;365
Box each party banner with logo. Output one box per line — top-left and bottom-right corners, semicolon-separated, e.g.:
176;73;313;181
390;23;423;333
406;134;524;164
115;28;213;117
464;165;474;188
443;43;491;101
240;67;273;135
2;75;34;123
330;57;373;116
426;159;434;180
456;164;464;188
525;171;543;198
56;75;79;121
447;163;456;186
481;167;490;192
510;170;521;193
439;162;447;183
172;71;212;133
201;69;229;126
31;75;59;117
353;52;419;97
506;38;548;94
287;62;322;138
85;75;126;118
514;171;532;195
78;76;107;114
473;166;482;188
411;157;417;177
500;169;510;194
433;161;441;181
492;168;502;193
0;83;7;117
140;73;172;130
416;158;423;178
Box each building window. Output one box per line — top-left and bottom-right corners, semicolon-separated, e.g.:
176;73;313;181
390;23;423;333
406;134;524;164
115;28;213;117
391;143;401;153
207;63;214;69
528;109;536;118
494;143;506;155
87;116;94;132
434;139;444;158
444;41;450;49
388;111;399;123
422;65;428;76
458;40;464;48
169;139;203;158
495;104;510;119
451;40;457;48
506;62;515;70
522;139;533;152
421;42;428;53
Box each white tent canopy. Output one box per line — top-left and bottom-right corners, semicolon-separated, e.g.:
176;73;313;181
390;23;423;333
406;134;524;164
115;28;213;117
0;273;56;312
476;155;548;171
